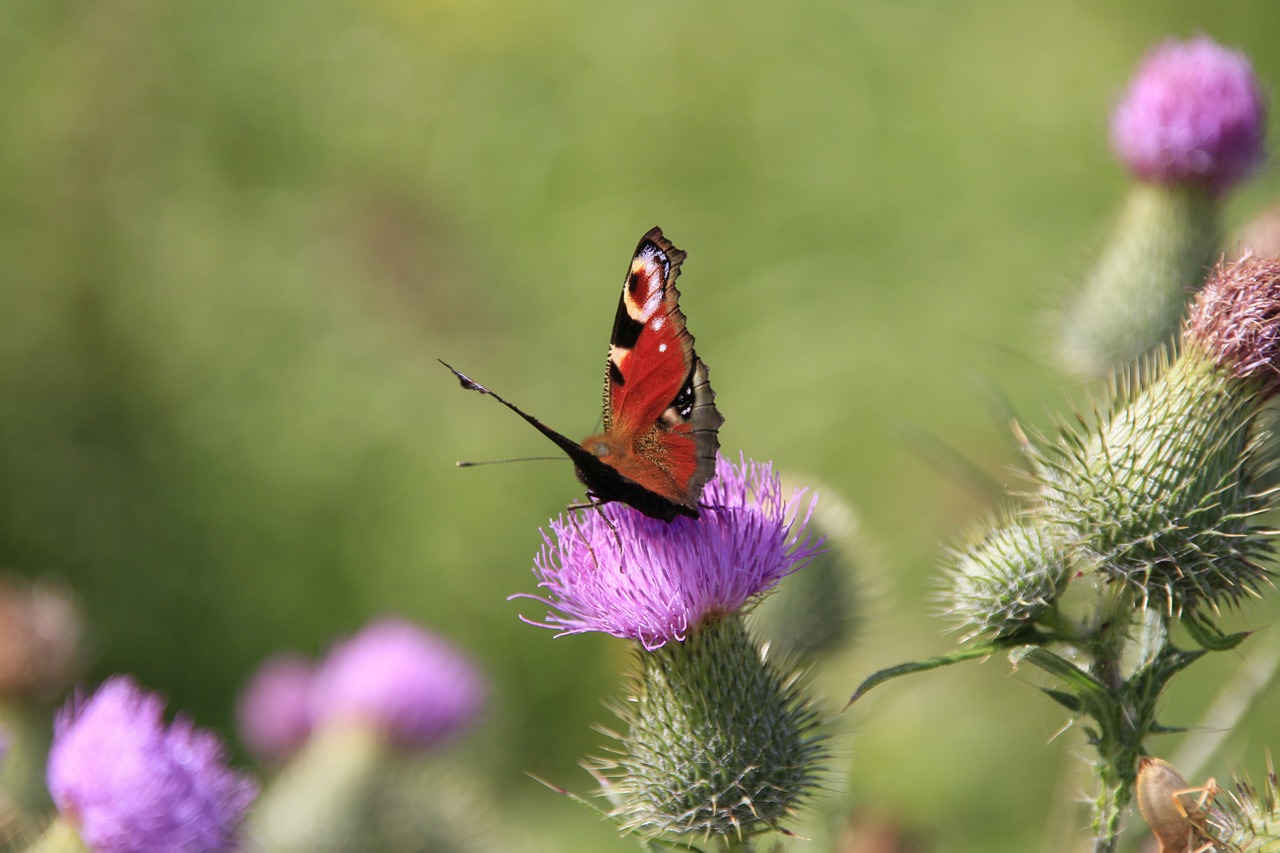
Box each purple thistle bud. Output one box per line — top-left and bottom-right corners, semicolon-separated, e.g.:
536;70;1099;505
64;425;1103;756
1185;254;1280;395
519;455;822;650
47;676;257;853
236;653;315;764
308;618;487;748
1111;36;1266;195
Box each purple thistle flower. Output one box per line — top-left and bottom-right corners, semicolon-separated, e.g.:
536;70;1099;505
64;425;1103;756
519;455;822;650
236;653;315;764
308;618;487;748
1110;36;1266;194
47;676;257;853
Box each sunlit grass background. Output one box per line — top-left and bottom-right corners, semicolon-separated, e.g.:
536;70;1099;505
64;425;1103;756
3;2;1280;850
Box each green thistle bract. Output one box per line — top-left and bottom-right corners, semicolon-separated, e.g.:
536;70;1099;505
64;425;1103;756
944;516;1070;640
1035;348;1273;616
1209;758;1280;851
598;617;825;841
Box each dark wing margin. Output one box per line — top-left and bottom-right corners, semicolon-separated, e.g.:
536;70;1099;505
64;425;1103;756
601;227;688;434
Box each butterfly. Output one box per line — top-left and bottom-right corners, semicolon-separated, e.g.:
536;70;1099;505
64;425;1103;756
441;227;724;522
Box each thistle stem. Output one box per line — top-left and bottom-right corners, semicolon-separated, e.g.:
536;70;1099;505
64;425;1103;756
1085;601;1141;852
1090;759;1127;853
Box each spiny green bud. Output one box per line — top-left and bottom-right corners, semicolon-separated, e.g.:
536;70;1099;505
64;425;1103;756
942;515;1070;641
1058;184;1219;378
597;615;825;842
1207;758;1280;852
1037;256;1280;617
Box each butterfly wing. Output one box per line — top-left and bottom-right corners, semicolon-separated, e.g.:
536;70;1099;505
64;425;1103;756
578;227;724;515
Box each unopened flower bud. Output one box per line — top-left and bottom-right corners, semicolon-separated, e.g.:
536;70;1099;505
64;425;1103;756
1207;756;1280;851
1040;256;1280;617
943;516;1070;640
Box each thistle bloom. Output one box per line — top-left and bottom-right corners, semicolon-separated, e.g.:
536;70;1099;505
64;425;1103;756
1111;36;1266;194
236;653;315;764
521;455;822;649
47;676;257;853
522;455;826;842
308;618;487;748
1059;37;1267;378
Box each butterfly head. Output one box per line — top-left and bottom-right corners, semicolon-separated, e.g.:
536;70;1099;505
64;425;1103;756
581;433;622;463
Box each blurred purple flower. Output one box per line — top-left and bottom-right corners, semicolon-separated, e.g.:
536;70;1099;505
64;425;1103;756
1111;36;1266;194
236;653;315;764
47;676;257;853
519;455;822;650
308;618;487;748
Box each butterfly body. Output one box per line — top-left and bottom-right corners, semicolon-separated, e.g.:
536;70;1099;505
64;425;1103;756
443;227;722;522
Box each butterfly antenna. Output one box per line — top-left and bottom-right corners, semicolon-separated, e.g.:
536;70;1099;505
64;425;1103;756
439;359;588;460
455;456;565;468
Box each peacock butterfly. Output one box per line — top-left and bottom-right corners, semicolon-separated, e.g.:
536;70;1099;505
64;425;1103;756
441;227;723;522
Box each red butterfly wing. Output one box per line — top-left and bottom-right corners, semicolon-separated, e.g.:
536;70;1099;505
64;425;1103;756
579;227;723;514
444;228;722;523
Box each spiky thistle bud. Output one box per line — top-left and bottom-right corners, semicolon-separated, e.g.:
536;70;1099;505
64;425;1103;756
1207;757;1280;851
1058;37;1267;378
1038;256;1280;618
521;456;827;844
601;617;825;839
942;515;1070;641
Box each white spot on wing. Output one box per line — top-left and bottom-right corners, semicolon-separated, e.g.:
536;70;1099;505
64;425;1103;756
658;342;668;353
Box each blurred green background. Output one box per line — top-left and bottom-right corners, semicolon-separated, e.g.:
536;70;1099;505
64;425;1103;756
3;1;1280;850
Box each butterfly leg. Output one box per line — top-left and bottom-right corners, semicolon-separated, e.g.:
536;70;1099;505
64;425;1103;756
565;499;625;568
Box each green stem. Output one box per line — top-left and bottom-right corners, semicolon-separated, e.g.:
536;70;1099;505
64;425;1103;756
1090;759;1127;853
1085;604;1140;853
